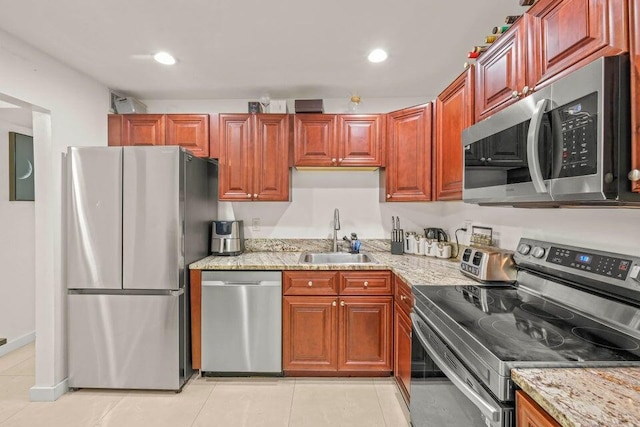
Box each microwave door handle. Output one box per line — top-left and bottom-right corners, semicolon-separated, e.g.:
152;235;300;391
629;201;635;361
527;98;550;193
410;313;502;422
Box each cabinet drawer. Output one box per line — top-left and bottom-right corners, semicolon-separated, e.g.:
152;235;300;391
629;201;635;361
394;275;413;315
339;271;392;295
283;271;339;295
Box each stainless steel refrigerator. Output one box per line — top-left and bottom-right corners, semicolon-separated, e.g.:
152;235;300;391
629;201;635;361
66;146;217;390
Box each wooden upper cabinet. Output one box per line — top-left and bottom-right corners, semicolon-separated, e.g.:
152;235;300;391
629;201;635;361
338;296;393;372
527;0;628;89
253;114;290;201
630;0;640;192
475;19;528;121
218;114;253;200
337;115;384;166
218;114;290;201
166;114;209;157
385;104;432;202
123;114;166;146
294;114;336;166
434;66;475;201
108;114;210;157
516;391;561;427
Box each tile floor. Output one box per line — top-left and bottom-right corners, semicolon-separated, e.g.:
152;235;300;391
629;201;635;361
0;343;410;426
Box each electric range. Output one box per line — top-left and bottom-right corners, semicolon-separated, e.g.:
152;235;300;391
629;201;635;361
409;238;640;427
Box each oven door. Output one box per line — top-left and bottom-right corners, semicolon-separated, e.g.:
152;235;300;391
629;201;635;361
410;313;513;427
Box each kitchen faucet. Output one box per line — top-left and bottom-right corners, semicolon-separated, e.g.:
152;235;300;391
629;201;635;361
332;208;340;252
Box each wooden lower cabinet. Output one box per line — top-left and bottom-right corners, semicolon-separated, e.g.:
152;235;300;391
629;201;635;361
283;296;338;371
516;390;561;427
338;297;393;372
631;0;640;192
394;303;412;403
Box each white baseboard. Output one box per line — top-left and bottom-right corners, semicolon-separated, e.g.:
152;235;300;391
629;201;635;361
0;331;35;358
30;378;68;402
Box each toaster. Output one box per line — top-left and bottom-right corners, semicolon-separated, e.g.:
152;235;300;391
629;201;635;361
211;220;245;256
460;246;516;283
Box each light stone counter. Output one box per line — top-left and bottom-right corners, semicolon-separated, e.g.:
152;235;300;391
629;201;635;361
189;239;477;287
512;368;640;427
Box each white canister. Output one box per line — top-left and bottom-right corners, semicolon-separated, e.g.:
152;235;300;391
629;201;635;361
415;235;425;255
425;240;437;257
404;232;416;254
436;242;452;259
418;236;428;256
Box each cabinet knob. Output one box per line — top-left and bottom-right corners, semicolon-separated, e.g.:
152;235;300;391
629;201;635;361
400;295;407;300
629;169;640;182
332;158;337;164
332;300;337;306
308;281;313;287
246;193;251;198
480;157;486;162
487;157;492;162
386;194;391;199
363;281;368;287
338;158;343;163
253;193;258;198
511;90;521;99
340;300;345;307
522;86;531;96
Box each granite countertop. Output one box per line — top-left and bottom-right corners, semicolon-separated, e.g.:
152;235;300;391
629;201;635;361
512;368;640;427
190;239;478;287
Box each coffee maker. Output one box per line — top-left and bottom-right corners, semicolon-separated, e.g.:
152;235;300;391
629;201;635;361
211;220;245;256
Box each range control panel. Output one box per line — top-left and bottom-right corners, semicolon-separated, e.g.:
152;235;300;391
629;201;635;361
547;246;631;281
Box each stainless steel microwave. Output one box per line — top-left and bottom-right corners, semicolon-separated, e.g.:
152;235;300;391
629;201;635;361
462;54;640;207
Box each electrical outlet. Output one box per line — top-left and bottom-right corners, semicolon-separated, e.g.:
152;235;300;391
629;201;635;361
251;218;261;231
464;220;472;232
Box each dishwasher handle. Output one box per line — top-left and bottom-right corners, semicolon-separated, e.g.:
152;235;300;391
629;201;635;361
202;280;281;287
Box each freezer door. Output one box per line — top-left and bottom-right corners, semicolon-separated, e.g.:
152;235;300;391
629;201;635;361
66;147;123;289
123;147;182;290
68;293;182;390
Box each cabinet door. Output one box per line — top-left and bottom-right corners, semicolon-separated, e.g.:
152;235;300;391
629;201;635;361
394;275;413;315
528;0;628;89
253;114;290;201
337;115;383;166
293;114;337;166
516;391;561;427
385;104;432;201
394;304;412;404
122;115;166;146
107;115;124;146
283;296;337;372
434;67;474;201
475;19;528;121
166;114;209;158
218;114;253;200
631;0;640;192
338;297;392;372
339;271;392;296
283;271;339;296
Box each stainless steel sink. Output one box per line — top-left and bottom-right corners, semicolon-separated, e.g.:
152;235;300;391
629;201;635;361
298;252;377;264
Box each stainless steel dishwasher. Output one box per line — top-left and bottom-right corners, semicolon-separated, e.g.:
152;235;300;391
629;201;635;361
201;271;282;374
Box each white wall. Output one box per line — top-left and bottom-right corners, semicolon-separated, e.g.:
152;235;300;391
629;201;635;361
0;28;109;400
147;99;640;256
0;120;35;346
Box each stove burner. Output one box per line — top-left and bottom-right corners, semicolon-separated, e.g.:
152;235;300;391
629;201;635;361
436;288;495;305
571;327;640;351
520;302;575;320
478;317;565;348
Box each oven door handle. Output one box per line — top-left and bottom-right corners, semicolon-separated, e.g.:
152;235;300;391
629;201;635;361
527;98;550;194
410;313;501;423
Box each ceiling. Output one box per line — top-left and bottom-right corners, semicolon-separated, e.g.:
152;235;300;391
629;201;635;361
0;0;526;101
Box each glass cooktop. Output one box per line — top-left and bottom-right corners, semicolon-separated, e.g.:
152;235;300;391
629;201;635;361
412;284;640;363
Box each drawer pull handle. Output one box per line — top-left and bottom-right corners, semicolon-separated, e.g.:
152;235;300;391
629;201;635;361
308;281;313;287
364;281;368;287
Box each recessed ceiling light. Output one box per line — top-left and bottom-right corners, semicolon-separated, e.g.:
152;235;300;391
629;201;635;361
367;49;388;63
153;52;177;65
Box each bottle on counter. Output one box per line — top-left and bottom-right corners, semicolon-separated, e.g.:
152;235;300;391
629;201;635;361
504;15;521;24
485;35;499;44
492;25;511;34
467;51;480;59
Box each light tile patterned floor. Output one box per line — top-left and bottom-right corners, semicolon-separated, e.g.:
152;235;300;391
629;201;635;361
0;343;410;426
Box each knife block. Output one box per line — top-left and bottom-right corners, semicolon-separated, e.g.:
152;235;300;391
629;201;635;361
391;238;404;255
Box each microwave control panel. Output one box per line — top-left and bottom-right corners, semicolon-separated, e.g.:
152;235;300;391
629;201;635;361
558;92;598;178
